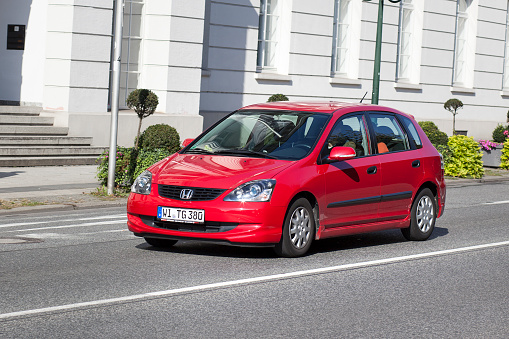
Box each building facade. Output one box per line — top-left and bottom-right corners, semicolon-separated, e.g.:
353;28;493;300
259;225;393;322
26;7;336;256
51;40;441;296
1;0;508;146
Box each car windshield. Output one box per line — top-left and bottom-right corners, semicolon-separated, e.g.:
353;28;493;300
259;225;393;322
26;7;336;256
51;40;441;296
184;110;330;160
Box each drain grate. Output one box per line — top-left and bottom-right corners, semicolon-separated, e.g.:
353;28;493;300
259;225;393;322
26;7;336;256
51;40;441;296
0;237;43;244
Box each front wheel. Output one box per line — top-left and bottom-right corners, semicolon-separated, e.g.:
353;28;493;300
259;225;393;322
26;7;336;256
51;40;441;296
401;188;436;241
144;237;178;248
274;198;315;257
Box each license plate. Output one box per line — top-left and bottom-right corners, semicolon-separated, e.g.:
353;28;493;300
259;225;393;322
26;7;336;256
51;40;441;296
157;206;205;224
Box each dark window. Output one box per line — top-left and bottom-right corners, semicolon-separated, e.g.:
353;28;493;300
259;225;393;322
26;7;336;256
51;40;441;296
370;113;410;153
325;115;370;158
7;25;25;50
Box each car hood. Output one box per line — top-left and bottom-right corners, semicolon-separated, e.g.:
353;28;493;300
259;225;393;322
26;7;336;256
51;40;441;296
154;153;294;189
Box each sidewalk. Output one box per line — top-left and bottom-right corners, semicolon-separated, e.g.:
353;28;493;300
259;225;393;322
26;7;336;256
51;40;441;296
0;165;126;215
1;165;509;216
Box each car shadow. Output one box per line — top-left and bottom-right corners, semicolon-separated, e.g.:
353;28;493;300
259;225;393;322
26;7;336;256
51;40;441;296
135;226;449;259
135;241;279;259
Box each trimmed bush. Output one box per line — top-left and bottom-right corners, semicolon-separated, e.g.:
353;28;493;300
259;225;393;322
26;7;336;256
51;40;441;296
418;121;449;147
267;94;289;102
138;124;180;153
492;124;509;143
501;139;509;170
445;135;484;178
132;148;172;180
126;89;159;150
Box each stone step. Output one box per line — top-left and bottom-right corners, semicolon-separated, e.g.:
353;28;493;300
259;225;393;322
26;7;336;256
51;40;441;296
0;136;93;146
0;146;106;157
0;126;69;135
0;106;42;114
0;156;99;167
0;115;54;126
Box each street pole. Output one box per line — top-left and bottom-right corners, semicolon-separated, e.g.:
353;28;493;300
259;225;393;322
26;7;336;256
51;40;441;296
371;0;384;105
365;0;401;105
107;0;124;195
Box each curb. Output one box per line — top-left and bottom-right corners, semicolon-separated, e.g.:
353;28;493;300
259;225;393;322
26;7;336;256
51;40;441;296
445;176;509;187
0;199;127;216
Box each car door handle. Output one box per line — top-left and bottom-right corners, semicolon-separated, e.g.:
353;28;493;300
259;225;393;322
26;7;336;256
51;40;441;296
367;166;377;175
412;160;420;168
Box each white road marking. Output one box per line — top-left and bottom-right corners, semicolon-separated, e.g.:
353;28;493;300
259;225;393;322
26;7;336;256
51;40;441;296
0;214;126;229
1;240;508;321
484;200;509;205
2;220;127;233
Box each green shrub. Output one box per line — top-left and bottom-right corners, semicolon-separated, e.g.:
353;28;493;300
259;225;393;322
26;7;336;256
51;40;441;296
492;124;509;143
435;144;453;166
138;124;180;153
267;94;289;102
418;121;449;147
96;147;172;190
132;148;172;180
127;89;159;149
96;147;136;188
444;135;484;178
501;139;509;170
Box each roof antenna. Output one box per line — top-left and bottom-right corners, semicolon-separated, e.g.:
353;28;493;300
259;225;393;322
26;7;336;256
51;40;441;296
360;92;368;103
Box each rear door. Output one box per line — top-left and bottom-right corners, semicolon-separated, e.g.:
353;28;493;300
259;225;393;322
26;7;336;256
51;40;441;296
368;112;424;221
321;114;381;228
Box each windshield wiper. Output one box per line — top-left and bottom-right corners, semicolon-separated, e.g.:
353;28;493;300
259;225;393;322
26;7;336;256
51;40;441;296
184;148;215;155
215;149;277;159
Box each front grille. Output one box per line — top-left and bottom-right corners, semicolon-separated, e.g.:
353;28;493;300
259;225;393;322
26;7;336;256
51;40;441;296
158;185;226;201
140;215;237;233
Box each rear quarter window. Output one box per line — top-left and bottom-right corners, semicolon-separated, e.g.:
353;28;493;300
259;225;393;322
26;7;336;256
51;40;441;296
400;116;423;149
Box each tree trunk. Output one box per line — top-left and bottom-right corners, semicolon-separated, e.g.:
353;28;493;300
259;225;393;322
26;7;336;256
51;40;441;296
453;112;456;135
135;117;143;150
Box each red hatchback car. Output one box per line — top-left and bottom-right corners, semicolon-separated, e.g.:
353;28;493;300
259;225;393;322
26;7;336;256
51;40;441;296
127;102;446;257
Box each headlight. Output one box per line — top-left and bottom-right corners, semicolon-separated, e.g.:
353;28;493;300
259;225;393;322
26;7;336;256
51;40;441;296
131;170;152;195
224;179;276;202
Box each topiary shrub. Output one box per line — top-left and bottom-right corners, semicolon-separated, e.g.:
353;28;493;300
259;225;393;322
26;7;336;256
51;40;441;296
267;94;289;102
418;121;449;147
444;98;463;135
445;135;484;178
492;124;509;143
126;89;159;150
500;139;509;170
138;124;180;153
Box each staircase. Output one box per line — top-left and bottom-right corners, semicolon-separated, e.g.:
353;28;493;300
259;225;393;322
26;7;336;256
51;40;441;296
0;106;106;167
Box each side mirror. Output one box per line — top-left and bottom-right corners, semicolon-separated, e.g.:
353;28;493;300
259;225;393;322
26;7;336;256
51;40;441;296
328;146;356;162
182;138;194;147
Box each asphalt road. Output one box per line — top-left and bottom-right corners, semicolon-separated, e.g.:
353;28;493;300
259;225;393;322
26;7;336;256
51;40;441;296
1;182;508;338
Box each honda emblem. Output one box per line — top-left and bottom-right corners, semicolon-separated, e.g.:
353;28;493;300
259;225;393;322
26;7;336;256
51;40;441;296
180;189;194;200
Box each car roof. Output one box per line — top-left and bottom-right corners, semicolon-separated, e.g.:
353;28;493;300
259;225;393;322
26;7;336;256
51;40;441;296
240;101;385;113
239;101;414;119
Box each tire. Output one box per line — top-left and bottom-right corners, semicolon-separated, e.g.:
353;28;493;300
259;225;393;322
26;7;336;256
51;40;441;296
144;237;178;248
401;188;436;241
274;198;315;257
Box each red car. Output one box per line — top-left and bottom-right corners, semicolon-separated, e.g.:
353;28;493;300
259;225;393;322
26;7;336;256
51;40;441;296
127;102;446;257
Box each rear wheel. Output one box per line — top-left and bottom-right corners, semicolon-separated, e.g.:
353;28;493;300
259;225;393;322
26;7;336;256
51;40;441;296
144;237;178;248
274;198;315;257
401;188;436;241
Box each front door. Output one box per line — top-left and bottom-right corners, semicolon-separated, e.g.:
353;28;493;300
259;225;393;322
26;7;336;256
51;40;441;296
321;114;381;228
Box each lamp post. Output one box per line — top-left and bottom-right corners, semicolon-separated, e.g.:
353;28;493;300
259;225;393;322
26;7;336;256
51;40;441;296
107;0;124;195
364;0;401;105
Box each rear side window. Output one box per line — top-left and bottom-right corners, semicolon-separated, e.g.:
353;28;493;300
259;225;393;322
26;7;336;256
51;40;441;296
400;116;423;149
370;114;410;153
325;115;370;158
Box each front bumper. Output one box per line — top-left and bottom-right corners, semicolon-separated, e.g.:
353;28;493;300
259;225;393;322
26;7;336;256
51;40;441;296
127;189;286;244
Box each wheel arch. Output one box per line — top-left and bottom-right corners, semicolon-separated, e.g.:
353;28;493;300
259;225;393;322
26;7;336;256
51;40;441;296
286;191;320;237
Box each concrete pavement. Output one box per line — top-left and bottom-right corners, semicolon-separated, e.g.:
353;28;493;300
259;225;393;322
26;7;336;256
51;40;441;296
0;165;126;215
1;165;509;215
